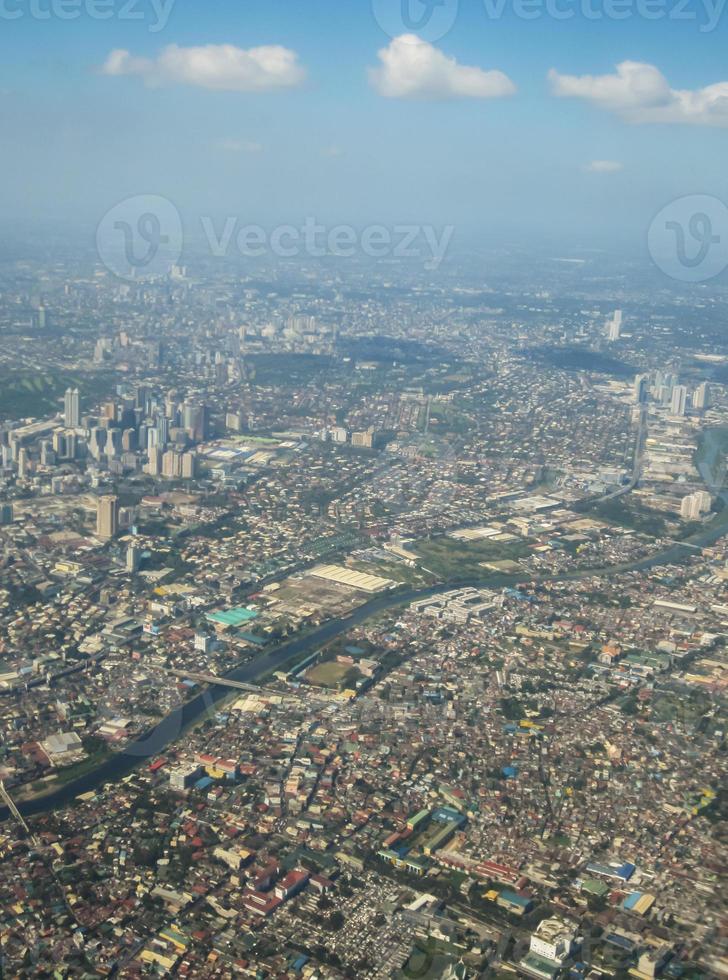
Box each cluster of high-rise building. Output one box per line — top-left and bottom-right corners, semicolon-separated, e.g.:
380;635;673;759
1;385;208;489
634;372;709;416
680;489;713;521
318;425;378;448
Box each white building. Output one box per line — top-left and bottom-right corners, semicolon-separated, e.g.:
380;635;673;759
64;387;80;428
529;917;576;965
670;384;688;417
40;731;84;767
607;309;623;341
169;764;202;791
680;490;712;521
693;381;710;410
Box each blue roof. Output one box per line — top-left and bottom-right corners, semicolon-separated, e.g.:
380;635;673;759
605;932;636;951
586;860;635;881
500;889;532;907
432;806;466;827
240;632;266;645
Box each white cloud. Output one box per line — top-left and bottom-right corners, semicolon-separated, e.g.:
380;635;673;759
549;61;728;128
369;34;515;100
321;145;344;158
216;139;264;153
101;43;306;92
586;160;624;173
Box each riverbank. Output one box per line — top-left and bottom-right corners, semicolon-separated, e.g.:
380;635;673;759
3;505;728;822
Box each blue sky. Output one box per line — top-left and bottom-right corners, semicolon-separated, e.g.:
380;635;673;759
1;0;726;248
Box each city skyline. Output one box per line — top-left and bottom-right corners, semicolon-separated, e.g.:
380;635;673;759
0;3;726;978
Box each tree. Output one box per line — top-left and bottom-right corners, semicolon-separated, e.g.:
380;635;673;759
326;910;345;931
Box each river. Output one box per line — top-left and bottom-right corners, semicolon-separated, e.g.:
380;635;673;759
3;511;728;822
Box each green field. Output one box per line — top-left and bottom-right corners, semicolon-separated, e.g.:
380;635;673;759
349;558;434;587
306;660;358;688
592;498;669;538
413;535;530;580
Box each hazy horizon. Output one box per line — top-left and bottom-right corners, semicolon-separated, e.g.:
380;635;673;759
1;0;727;259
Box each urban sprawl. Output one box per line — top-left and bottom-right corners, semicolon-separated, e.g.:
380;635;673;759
0;252;725;980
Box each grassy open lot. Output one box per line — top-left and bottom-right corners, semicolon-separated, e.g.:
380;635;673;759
413;535;530;580
306;660;357;688
349;558;434;587
592;498;669;537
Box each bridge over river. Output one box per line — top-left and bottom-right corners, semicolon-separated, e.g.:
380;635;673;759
3;509;727;823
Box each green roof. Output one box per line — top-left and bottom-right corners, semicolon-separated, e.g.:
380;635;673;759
582;878;609;897
407;808;431;827
206;607;259;627
520;952;561;979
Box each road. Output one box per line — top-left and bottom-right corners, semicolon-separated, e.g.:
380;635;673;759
578;403;646;507
2;473;727;823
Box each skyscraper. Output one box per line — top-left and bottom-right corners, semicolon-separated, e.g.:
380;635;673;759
147;447;162;476
181;450;197;479
96;495;119;540
182;401;209;442
693;381;710;411
681;491;712;521
64;387;80;428
162;449;180;479
126;544;140;573
40;440;55;466
156;415;170;448
607;310;622;342
671;385;688;417
633;374;648;405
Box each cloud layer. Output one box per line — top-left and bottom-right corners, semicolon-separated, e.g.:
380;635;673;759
549;61;728;127
100;44;726;130
102;43;307;92
586;160;624;173
369;34;515;100
215;139;264;153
